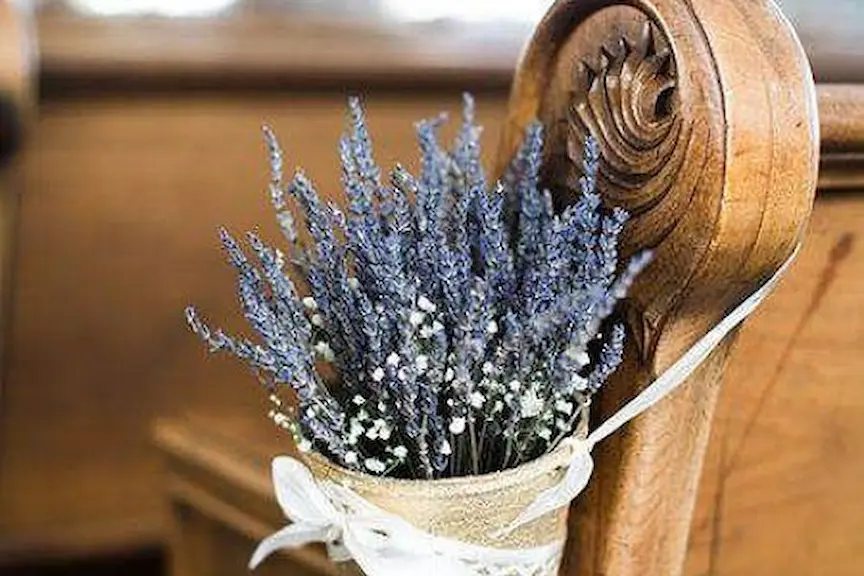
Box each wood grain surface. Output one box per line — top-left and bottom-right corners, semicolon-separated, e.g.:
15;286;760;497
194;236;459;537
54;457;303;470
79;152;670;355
819;84;864;190
155;413;334;576
685;194;864;576
0;6;34;546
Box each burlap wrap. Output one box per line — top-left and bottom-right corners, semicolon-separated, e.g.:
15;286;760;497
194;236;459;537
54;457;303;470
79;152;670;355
302;425;586;575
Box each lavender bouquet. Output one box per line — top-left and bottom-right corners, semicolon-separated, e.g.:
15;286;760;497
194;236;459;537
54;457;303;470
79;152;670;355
186;95;648;483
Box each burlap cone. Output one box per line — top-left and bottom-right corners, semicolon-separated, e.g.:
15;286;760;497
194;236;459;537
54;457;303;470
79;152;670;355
303;425;585;575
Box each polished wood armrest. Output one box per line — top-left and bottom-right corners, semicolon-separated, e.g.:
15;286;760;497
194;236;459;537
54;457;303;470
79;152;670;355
496;1;818;574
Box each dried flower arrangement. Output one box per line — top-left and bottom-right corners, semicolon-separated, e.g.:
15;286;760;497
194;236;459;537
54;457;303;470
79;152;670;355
185;95;649;481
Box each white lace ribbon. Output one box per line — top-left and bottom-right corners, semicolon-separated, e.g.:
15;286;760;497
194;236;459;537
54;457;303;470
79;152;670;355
251;248;798;574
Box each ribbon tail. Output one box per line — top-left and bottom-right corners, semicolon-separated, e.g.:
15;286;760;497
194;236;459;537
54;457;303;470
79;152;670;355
249;523;331;570
494;446;594;538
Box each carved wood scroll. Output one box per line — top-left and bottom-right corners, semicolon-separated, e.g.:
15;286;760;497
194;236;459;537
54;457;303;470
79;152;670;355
496;1;818;575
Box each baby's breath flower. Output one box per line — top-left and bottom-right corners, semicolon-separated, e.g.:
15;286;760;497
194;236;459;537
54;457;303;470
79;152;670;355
449;417;467;434
555;399;574;415
520;389;544;418
364;458;386;473
313;341;335;362
570;374;588;392
417;295;436;312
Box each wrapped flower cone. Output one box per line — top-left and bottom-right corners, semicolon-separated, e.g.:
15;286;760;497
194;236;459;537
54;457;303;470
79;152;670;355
302;424;583;575
187;96;651;575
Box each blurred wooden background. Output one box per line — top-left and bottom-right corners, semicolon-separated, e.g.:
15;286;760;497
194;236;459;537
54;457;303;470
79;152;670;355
0;1;862;574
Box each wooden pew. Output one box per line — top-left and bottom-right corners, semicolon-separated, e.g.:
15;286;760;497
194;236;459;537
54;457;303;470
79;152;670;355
152;2;853;576
2;1;864;574
497;1;818;573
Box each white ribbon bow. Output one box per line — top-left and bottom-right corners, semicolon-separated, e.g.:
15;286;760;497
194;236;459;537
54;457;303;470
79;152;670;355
250;457;455;575
251;248;798;573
